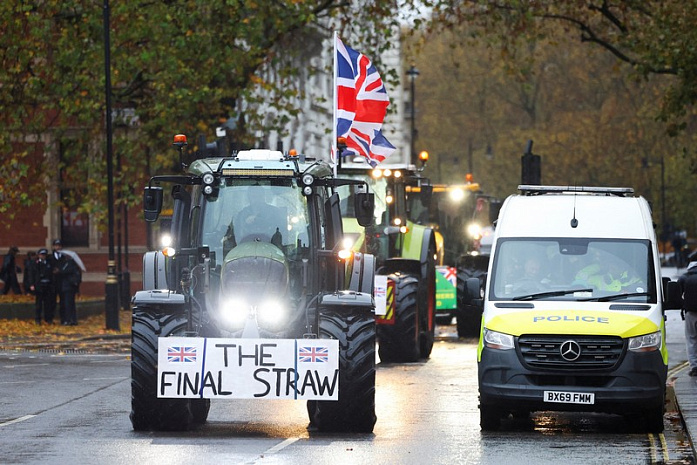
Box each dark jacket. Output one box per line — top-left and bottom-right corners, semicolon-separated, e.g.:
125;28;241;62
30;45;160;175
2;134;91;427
678;267;697;311
58;257;82;292
26;258;55;293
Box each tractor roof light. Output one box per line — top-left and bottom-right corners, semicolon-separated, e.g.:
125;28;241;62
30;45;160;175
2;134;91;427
173;134;188;148
302;174;314;186
289;149;298;157
371;168;383;178
393;217;402;226
383;169;392;177
419;150;429;163
465;173;474;183
202;172;215;185
394;170;402;178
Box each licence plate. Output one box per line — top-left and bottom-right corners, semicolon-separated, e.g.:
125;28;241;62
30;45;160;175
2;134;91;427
543;390;595;405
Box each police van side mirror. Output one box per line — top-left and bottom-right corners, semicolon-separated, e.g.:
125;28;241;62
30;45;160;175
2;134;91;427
144;186;164;222
663;279;682;310
354;192;375;227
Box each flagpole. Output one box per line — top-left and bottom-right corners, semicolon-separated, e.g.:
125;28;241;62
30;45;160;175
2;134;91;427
332;31;338;177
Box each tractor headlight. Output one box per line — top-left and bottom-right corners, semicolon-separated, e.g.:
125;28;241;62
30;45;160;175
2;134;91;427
257;299;286;328
161;234;172;247
483;329;514;350
628;331;661;352
220;298;249;326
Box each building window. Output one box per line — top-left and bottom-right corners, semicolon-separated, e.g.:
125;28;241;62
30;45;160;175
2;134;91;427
59;138;89;247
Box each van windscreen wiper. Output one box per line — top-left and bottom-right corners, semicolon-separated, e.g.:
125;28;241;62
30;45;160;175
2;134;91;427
512;288;593;301
579;292;650;302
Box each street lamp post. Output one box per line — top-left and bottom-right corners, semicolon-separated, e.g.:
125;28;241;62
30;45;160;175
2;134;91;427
407;65;419;165
103;0;120;330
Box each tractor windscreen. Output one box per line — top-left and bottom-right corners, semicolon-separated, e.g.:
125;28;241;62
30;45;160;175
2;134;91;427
200;179;311;263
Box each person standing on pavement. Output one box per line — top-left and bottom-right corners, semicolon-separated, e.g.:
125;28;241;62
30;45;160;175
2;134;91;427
1;246;22;295
48;239;68;324
678;260;697;376
23;251;36;295
57;254;81;325
27;248;56;324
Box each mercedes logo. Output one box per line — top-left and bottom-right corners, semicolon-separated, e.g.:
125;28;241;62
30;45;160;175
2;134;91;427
560;340;581;361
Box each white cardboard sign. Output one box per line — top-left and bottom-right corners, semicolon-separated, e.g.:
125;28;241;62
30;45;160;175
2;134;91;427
157;337;339;400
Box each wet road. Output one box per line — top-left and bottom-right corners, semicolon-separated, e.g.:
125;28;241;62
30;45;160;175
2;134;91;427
0;319;693;464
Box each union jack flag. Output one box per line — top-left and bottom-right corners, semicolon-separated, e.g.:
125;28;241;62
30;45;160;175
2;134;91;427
167;346;197;363
298;346;329;363
440;267;457;286
336;35;395;166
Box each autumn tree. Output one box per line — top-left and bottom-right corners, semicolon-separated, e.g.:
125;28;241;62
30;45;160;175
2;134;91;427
0;0;415;224
408;21;697;236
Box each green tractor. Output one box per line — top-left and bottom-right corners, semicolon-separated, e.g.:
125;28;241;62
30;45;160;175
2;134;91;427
406;178;498;337
130;135;378;432
337;159;437;363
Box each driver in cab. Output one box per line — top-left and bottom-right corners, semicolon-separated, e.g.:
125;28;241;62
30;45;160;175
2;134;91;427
234;186;285;248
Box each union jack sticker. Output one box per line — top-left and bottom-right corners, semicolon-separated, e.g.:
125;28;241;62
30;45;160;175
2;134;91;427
167;346;197;363
298;346;329;363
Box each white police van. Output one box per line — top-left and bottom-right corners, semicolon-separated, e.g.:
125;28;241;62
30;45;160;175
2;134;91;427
475;185;682;432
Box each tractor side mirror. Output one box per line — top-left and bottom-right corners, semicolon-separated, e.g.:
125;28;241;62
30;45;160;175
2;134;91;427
420;184;433;207
354;192;375;227
144;186;164;222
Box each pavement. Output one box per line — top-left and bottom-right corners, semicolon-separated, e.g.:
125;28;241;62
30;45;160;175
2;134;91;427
663;266;697;457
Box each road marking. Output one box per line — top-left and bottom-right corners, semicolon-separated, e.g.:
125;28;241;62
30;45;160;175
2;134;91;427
0;381;33;385
3;363;50;368
648;433;670;464
0;415;36;427
263;438;299;454
82;377;128;381
668;361;689;378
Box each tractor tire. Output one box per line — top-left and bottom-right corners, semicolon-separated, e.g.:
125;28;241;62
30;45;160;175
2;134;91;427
130;310;199;431
378;273;421;363
190;399;211;425
456;267;486;338
310;308;376;433
419;242;437;359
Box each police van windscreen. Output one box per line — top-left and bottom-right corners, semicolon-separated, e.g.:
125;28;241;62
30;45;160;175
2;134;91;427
489;238;656;303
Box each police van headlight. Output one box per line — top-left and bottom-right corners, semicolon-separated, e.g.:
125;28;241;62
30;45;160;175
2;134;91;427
483;329;514;350
628;331;662;352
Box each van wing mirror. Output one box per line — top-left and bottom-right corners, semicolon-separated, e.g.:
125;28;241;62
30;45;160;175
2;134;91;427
144;186;164;222
663;279;682;310
354;192;375;227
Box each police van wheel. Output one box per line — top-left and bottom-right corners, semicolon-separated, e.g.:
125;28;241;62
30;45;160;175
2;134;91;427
642;405;665;433
480;404;502;431
378;273;420;363
311;308;376;433
130;310;195;431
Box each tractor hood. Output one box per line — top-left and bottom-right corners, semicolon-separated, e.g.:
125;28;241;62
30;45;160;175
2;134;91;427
221;241;289;301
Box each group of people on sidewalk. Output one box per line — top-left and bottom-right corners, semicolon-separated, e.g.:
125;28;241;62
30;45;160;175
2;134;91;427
1;240;83;326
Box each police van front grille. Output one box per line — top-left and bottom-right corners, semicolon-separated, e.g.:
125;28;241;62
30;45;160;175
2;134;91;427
518;335;625;370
